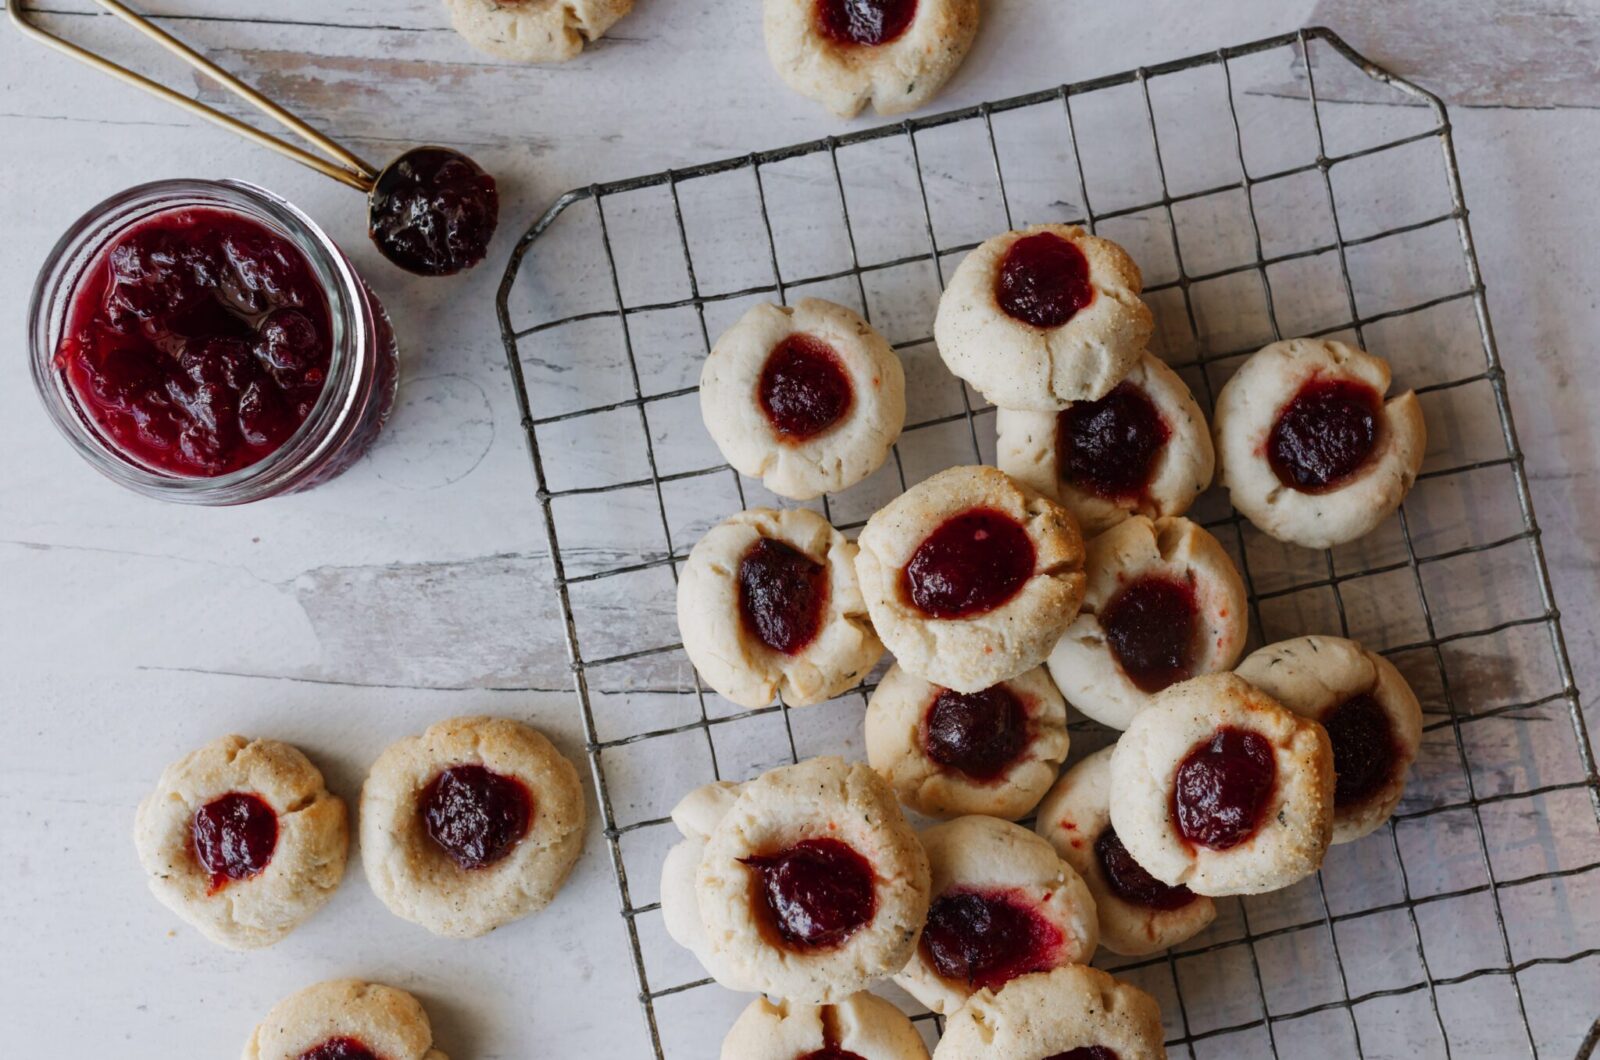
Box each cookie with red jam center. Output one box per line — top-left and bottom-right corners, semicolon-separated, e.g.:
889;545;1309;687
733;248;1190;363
931;966;1166;1060
240;978;450;1060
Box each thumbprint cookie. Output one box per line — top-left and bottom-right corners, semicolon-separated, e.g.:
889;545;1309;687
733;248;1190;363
720;992;930;1060
932;965;1167;1060
444;0;633;62
241;979;448;1060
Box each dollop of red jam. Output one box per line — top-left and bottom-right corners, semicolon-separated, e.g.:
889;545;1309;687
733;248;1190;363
1101;575;1200;694
420;764;533;870
995;231;1095;329
1266;377;1382;492
738;537;830;656
1095;825;1197;911
369;146;499;276
801;1047;867;1060
920;889;1063;991
1322;692;1398;807
741;837;877;950
55;207;333;477
902;508;1035;619
815;0;918;46
1058;382;1171;501
923;685;1029;781
1045;1049;1120;1060
298;1039;379;1060
758;333;854;442
192;792;278;892
1173;727;1277;850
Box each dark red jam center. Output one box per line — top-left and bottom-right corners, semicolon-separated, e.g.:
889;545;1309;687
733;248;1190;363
741;837;876;950
1058;383;1171;501
1101;575;1200;694
1267;377;1382;493
921;889;1062;991
1095;825;1197;911
1322;692;1398;807
995;231;1095;329
815;0;918;45
923;685;1029;781
902;508;1035;619
55;207;332;478
1173;727;1277;851
1045;1049;1120;1060
192;792;278;892
369;146;499;276
738;537;830;656
801;1049;867;1060
758;333;854;442
298;1039;379;1060
420;764;533;870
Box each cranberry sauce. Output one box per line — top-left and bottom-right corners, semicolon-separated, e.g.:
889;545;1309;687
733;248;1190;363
741;837;877;950
1045;1049;1120;1060
1094;826;1197;911
758;334;854;442
738;537;831;655
1267;377;1382;492
420;764;534;870
995;231;1095;329
298;1040;379;1060
192;792;278;892
368;146;499;276
815;0;918;46
1173;727;1277;850
55;207;333;477
921;889;1063;991
1322;692;1398;807
902;508;1035;619
1058;383;1171;501
923;684;1029;781
1100;575;1200;694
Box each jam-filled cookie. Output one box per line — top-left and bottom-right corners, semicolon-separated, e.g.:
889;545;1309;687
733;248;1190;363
1213;338;1426;549
935;224;1154;411
1236;635;1423;843
764;0;981;117
997;351;1214;536
133;735;347;950
864;663;1069;820
361;715;586;938
701;299;906;501
679;507;883;708
720;992;930;1060
1047;515;1248;730
1110;673;1335;896
1036;746;1216;956
444;0;633;62
932;965;1167;1060
241;978;448;1060
894;815;1098;1015
856;465;1086;693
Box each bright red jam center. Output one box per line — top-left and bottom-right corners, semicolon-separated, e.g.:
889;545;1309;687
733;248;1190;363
902;508;1035;619
420;764;533;870
368;146;499;276
1101;575;1200;694
1322;692;1398;807
1267;377;1382;492
995;231;1095;329
192;792;278;891
738;537;830;656
742;837;876;950
1058;383;1171;501
1095;825;1197;911
55;207;333;478
923;685;1029;781
920;889;1063;991
1045;1049;1120;1060
298;1039;379;1060
815;0;918;45
758;334;854;442
1173;727;1277;850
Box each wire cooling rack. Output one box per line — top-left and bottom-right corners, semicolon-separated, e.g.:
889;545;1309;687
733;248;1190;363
496;26;1600;1059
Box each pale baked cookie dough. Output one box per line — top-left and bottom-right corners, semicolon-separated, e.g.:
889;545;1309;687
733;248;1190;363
443;0;633;62
1036;747;1216;956
1110;673;1335;896
720;992;930;1060
864;663;1069;820
361;715;586;939
997;351;1214;536
1213;338;1425;549
935;224;1153;411
1236;635;1423;843
678;507;883;708
1047;515;1248;730
764;0;980;118
856;465;1086;693
133;734;347;950
701;299;905;501
932;965;1167;1060
241;978;448;1060
894;815;1098;1015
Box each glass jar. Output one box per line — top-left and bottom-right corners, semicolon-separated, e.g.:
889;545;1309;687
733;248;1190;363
29;179;399;504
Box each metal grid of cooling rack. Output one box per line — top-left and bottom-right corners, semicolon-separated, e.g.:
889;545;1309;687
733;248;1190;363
497;26;1600;1059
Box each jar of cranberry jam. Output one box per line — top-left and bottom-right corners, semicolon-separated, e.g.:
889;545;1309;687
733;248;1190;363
29;180;398;503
